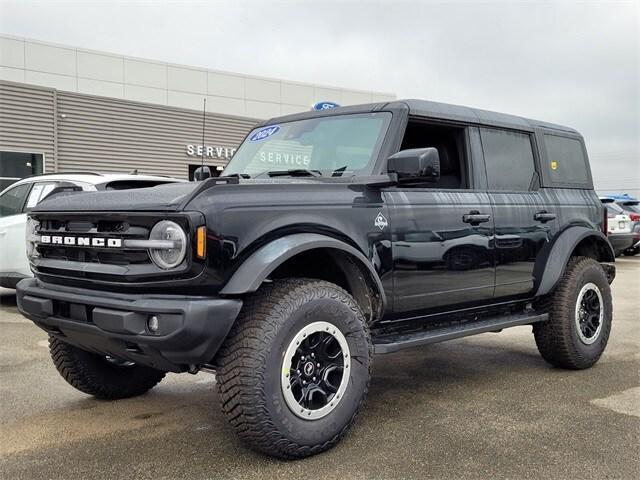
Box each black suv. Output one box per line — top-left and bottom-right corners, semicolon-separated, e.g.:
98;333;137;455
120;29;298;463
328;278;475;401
16;100;615;459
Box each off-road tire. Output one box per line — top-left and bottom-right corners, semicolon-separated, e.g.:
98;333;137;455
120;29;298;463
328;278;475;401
533;256;612;369
216;278;372;459
49;336;166;399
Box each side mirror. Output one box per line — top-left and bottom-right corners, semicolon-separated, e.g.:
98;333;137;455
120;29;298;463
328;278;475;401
194;166;212;181
387;147;440;183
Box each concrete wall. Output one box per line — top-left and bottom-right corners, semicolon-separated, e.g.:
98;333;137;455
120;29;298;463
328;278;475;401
0;34;396;119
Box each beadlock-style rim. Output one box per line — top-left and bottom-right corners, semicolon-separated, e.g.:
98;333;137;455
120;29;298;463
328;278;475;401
575;282;604;345
281;321;350;420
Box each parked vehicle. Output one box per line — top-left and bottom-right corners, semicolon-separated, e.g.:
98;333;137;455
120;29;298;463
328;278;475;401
0;172;182;289
16;100;616;459
612;194;640;255
600;197;635;256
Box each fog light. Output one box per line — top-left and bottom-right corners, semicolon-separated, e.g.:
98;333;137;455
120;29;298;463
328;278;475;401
148;315;159;333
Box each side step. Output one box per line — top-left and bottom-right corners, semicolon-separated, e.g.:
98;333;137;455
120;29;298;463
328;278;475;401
372;312;548;354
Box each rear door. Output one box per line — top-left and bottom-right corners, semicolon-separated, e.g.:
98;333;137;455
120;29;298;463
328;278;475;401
480;127;557;298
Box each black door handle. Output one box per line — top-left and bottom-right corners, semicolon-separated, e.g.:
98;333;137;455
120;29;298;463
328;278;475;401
463;211;491;225
534;211;556;223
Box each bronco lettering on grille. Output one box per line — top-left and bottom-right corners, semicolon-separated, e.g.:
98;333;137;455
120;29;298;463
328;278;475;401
40;236;122;248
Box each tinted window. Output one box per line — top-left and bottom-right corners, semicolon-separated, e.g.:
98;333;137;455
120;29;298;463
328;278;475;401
481;129;536;191
544;135;589;185
0;183;31;217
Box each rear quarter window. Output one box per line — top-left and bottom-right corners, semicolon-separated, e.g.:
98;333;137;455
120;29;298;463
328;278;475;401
542;134;591;187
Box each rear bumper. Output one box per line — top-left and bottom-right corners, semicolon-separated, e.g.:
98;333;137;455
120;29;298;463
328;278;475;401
16;278;242;372
607;233;636;255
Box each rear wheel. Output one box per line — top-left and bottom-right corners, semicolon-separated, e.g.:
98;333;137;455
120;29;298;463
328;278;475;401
49;337;166;399
216;278;372;459
533;256;612;369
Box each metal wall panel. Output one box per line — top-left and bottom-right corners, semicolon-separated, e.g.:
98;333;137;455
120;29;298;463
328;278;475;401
0;81;55;172
56;91;258;179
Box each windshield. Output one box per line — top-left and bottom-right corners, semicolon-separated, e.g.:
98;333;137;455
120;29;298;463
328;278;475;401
223;112;391;178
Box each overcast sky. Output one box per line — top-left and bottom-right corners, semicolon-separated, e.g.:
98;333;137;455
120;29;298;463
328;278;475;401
1;0;638;193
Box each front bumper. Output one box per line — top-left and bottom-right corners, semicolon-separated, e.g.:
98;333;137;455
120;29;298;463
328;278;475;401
16;278;242;372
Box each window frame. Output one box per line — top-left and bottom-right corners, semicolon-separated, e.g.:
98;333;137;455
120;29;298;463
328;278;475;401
0;149;47;182
389;117;480;191
479;126;541;193
536;129;593;189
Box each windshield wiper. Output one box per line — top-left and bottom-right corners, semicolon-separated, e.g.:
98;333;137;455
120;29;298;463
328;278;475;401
331;165;347;177
267;169;323;177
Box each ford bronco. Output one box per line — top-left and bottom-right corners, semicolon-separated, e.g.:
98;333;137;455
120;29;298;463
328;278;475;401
16;100;615;458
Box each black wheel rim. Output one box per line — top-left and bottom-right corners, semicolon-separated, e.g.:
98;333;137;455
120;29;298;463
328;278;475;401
575;283;603;345
281;321;350;420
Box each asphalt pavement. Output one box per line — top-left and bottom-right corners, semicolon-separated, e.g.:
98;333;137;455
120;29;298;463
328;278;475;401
1;258;638;479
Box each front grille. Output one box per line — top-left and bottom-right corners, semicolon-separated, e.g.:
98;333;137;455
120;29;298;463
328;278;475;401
37;216;151;266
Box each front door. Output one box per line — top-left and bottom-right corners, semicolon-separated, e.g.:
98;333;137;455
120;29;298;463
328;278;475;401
386;190;495;313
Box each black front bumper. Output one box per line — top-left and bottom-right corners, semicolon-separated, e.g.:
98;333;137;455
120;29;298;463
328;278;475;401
16;278;242;372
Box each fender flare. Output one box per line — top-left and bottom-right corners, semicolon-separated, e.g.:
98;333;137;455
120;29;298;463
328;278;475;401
219;233;387;312
533;227;614;296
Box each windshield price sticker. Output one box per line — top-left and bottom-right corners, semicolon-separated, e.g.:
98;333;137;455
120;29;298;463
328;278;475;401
249;125;281;142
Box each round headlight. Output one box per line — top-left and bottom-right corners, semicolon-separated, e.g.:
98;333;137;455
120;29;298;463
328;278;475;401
148;220;187;269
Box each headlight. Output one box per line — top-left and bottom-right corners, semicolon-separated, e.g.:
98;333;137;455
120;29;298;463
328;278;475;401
148;220;187;269
25;216;40;260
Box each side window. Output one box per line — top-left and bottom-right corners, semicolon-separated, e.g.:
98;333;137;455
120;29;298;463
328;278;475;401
399;121;469;189
480;128;536;191
24;182;58;212
543;134;590;186
0;183;31;218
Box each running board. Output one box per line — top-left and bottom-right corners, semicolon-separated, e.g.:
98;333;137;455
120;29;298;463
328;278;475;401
372;312;548;354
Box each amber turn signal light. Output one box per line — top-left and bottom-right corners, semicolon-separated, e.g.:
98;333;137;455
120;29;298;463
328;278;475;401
196;226;206;259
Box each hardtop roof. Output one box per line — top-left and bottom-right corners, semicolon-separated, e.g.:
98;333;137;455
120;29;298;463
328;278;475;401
262;99;579;135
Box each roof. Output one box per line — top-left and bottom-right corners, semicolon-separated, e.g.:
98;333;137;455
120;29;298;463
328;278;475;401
1;173;183;194
400;99;579;134
264;99;579;135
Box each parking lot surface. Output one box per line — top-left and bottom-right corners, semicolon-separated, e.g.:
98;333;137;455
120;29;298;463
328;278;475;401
0;258;638;480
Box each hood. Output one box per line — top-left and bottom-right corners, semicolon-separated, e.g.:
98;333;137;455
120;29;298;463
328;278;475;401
33;182;199;212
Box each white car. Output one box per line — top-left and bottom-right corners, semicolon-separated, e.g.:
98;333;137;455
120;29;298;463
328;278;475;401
600;197;635;256
0;172;183;290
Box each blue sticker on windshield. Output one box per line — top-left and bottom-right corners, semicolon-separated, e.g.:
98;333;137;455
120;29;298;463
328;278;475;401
249;125;281;142
312;101;340;111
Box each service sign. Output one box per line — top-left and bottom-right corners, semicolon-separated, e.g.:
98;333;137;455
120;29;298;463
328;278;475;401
186;144;237;160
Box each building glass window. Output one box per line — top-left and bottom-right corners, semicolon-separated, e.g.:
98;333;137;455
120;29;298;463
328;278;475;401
0;152;44;191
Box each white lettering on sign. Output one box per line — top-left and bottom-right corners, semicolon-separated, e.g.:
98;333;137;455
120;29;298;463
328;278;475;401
186;144;237;160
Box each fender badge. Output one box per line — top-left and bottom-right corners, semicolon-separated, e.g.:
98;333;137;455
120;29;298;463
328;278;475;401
374;212;388;230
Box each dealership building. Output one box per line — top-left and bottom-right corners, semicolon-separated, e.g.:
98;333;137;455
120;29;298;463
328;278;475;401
0;34;395;188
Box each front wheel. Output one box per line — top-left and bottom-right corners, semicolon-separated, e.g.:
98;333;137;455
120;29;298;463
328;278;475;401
533;256;612;369
216;279;372;459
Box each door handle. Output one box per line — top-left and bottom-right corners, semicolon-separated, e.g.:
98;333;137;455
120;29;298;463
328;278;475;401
534;211;556;223
462;211;491;225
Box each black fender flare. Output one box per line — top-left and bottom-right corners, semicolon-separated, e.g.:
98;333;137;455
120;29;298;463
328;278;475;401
219;233;387;313
533;227;614;296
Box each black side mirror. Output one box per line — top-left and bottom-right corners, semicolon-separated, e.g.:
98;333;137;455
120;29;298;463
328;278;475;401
194;166;212;181
387;147;440;183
